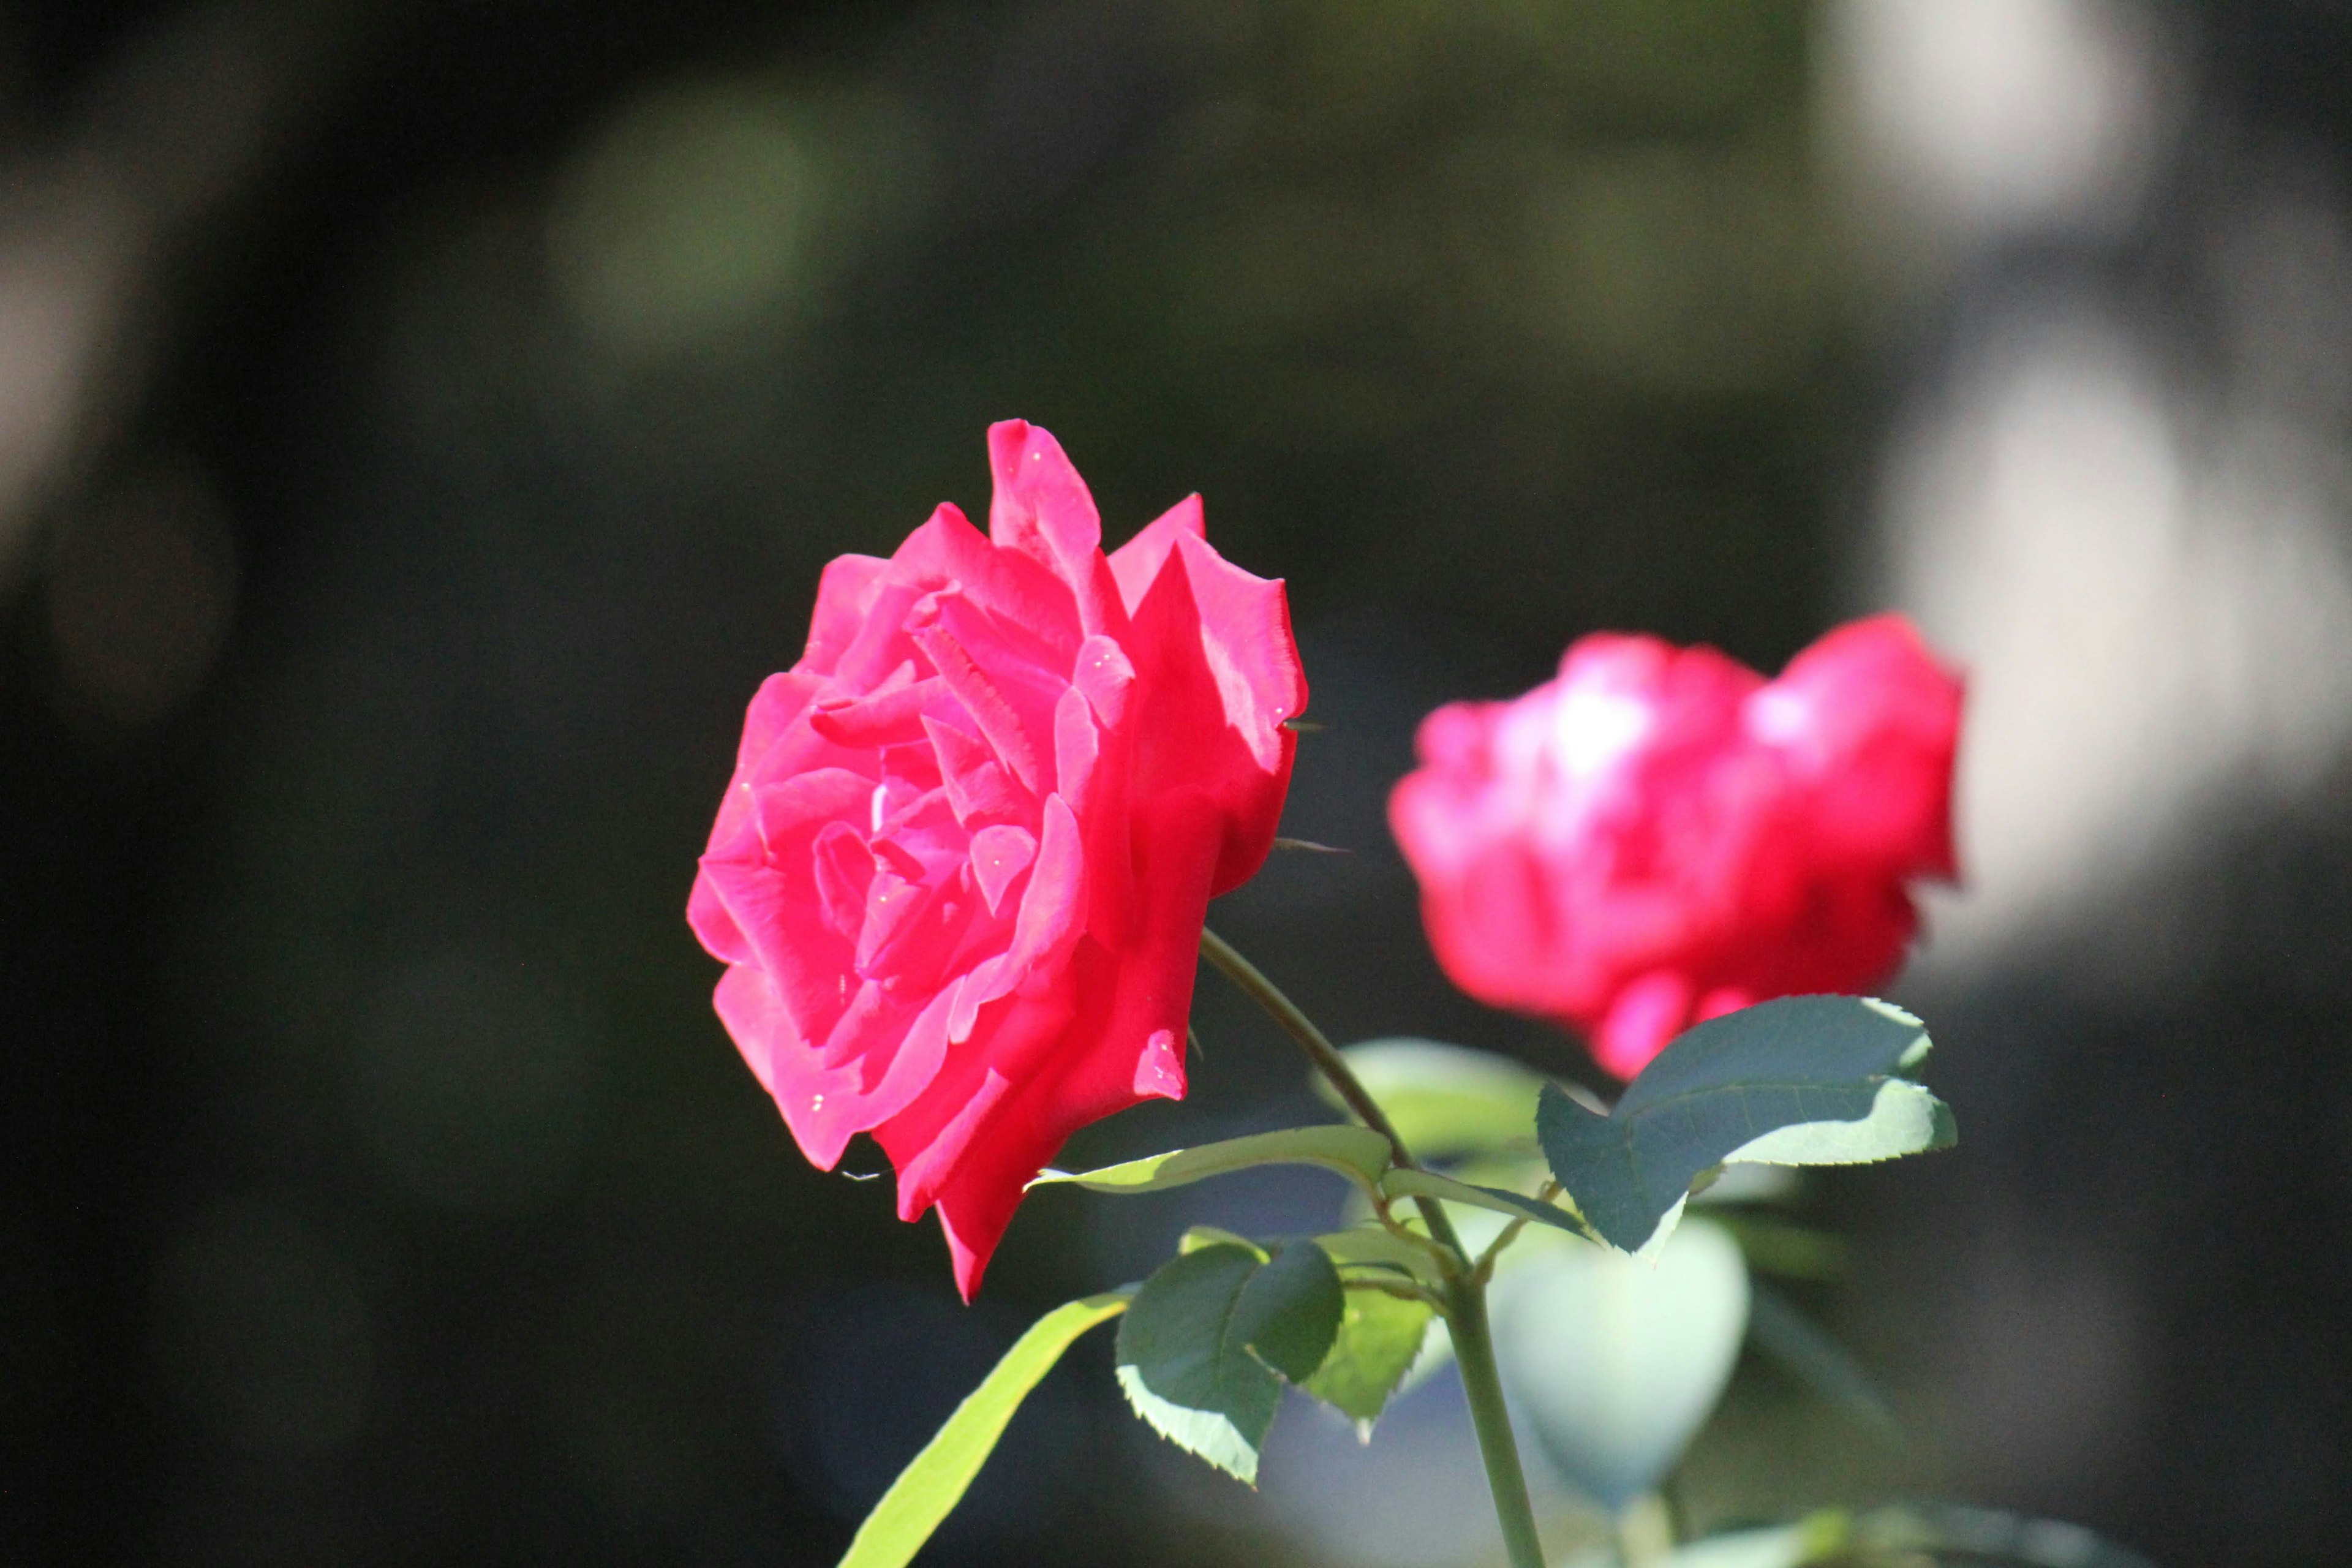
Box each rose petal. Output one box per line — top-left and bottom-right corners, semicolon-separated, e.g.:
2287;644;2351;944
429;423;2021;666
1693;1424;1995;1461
1050;685;1100;810
1005;793;1085;978
919;796;1218;1298
1593;971;1695;1081
912;620;1046;795
922;714;1028;825
809;671;944;749
987;419;1125;636
1169;529;1304;771
851;981;960;1136
698;769;872;1039
1120;525;1305;895
685;870;752;967
1069;633;1134;728
1755;614;1963;879
815;974;904;1069
810;821;874;940
803;554;891;674
968;823;1038;916
715;964;862;1170
1106;492;1204;615
703;672;824;854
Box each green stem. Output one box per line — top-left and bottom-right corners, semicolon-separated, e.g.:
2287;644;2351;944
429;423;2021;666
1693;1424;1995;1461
1197;927;1411;1161
1198;928;1466;1256
1472;1179;1561;1284
1197;925;1546;1568
1446;1276;1550;1568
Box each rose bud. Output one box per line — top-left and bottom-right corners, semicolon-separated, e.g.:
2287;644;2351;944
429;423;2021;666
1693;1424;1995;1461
1389;615;1961;1080
689;421;1306;1298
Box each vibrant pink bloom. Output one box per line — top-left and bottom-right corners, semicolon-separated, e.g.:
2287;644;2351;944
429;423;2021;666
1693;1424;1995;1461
689;422;1305;1297
1389;616;1961;1080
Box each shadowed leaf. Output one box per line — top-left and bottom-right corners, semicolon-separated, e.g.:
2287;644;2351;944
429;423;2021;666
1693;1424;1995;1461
1539;997;1954;1254
1115;1241;1343;1484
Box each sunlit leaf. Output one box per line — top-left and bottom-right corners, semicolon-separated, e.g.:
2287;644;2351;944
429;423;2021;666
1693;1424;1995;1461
1300;1287;1436;1435
1493;1218;1749;1512
1539;997;1954;1254
1178;1224;1264;1258
1033;1125;1393;1199
1315;1224;1450;1286
1115;1240;1344;1484
839;1292;1129;1568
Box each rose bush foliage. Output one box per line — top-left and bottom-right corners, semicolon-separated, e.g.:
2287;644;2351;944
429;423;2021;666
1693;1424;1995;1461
688;421;1305;1296
1390;616;1961;1079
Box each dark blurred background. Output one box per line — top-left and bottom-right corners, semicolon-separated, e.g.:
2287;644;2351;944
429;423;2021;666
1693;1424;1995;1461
8;1;2352;1563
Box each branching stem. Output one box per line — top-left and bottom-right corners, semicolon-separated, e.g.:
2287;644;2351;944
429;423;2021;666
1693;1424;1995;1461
1197;927;1411;1156
1197;925;1546;1568
1472;1180;1563;1285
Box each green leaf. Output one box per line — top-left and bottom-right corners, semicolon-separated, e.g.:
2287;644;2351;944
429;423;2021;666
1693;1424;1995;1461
1321;1039;1556;1158
1031;1125;1393;1199
1114;1241;1343;1484
1492;1217;1750;1511
1314;1225;1450;1287
1237;1241;1346;1381
1178;1225;1264;1258
1538;996;1955;1254
838;1292;1129;1568
1299;1287;1436;1434
1380;1167;1596;1241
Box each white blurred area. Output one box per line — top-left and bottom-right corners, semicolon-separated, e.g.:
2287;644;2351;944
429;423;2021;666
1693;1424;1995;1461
1882;302;2352;976
1821;0;2174;262
1833;0;2352;979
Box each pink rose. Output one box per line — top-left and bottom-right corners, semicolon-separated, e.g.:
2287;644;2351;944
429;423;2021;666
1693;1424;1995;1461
688;421;1306;1297
1389;615;1961;1080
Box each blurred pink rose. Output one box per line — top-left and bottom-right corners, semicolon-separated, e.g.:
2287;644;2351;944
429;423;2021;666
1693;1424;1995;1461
1389;616;1961;1079
689;421;1305;1297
